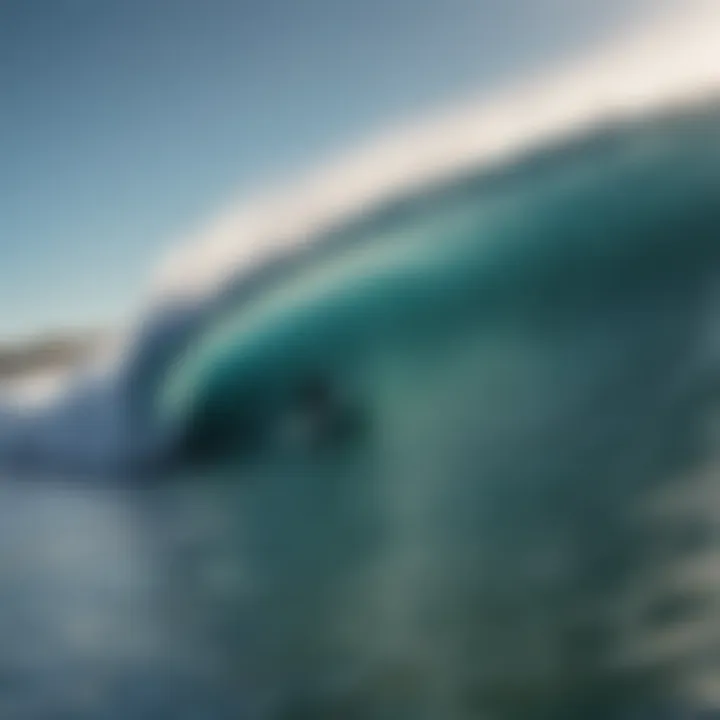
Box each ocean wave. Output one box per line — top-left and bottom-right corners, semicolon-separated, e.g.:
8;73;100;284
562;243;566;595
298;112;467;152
2;6;720;717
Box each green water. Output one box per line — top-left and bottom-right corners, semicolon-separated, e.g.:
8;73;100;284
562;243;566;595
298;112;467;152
144;101;720;717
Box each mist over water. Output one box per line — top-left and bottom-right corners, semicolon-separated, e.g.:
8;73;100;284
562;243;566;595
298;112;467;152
3;102;720;718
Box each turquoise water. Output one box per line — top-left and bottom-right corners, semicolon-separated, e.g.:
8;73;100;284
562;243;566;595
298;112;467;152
4;101;720;718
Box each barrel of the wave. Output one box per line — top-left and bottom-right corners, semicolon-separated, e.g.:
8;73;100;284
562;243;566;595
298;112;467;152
155;103;720;718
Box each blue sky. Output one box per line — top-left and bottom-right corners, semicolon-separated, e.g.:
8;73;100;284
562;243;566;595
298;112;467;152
0;0;664;339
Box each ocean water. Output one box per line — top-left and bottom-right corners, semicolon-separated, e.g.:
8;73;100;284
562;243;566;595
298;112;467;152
4;101;720;718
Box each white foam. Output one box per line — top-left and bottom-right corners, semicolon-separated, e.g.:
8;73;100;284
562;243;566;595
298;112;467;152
152;0;720;305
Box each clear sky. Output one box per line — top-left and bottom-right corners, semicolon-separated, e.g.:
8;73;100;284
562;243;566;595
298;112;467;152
0;0;667;339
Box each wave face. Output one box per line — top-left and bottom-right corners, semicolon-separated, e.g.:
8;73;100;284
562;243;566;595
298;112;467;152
143;101;720;717
3;101;720;718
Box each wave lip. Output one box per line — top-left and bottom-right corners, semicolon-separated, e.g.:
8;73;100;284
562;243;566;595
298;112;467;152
154;0;720;303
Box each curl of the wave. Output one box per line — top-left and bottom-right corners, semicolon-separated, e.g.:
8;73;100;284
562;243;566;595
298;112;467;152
1;0;720;473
